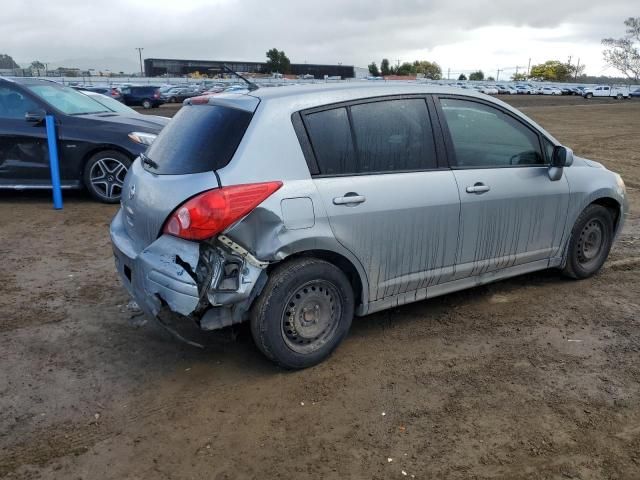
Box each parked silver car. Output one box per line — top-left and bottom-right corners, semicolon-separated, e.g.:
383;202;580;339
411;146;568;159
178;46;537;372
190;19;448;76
110;83;628;368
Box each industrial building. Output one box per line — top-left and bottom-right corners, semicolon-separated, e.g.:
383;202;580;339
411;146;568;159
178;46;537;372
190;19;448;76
143;58;355;79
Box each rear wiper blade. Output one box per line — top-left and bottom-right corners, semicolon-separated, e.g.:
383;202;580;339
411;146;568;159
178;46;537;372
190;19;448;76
222;64;259;91
140;153;158;169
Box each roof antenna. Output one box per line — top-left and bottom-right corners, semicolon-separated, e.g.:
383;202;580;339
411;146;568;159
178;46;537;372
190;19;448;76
222;64;259;91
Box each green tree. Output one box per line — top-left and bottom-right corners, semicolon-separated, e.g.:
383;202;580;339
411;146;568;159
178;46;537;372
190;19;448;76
469;70;484;81
528;60;581;81
396;62;415;76
30;60;45;75
487;76;495;81
458;73;467;81
602;17;640;80
413;60;442;79
381;58;391;76
265;48;291;74
368;62;380;76
511;72;527;81
0;53;19;69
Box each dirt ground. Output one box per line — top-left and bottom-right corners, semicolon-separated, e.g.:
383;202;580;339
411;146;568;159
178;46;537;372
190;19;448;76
1;96;639;479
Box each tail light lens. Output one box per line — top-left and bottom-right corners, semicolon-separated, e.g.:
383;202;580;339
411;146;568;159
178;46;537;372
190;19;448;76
154;90;160;98
163;182;283;240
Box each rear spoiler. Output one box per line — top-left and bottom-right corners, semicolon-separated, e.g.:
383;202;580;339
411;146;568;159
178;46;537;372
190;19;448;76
184;94;260;113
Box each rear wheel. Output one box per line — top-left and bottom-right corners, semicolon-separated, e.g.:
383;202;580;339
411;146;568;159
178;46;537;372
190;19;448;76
563;204;614;279
250;258;354;369
141;99;152;109
169;96;176;103
83;150;131;203
616;93;623;100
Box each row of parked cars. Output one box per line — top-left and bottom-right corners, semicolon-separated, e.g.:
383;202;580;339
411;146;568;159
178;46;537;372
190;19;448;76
450;83;587;96
448;82;640;98
70;82;250;109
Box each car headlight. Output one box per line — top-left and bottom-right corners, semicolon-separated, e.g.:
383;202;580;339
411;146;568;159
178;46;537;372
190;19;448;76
128;131;157;146
615;173;626;193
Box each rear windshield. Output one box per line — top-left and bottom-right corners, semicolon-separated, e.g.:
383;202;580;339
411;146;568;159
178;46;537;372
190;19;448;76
143;104;253;175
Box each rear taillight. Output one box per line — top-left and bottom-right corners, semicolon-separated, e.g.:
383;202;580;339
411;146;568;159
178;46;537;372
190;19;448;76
163;182;283;240
154;91;160;98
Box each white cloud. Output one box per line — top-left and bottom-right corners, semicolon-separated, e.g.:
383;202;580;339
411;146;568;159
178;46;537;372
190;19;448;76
1;0;635;75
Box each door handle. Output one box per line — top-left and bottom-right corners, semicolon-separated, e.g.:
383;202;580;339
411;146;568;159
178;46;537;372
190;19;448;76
333;193;366;205
466;183;490;194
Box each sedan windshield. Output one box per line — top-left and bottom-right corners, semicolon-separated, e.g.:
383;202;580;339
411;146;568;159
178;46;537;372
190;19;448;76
83;92;137;114
26;84;110;115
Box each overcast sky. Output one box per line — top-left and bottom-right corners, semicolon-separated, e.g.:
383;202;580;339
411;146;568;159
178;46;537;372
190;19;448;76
3;0;636;77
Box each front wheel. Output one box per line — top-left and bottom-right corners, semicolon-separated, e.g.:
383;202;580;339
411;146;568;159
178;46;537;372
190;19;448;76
83;150;131;203
250;258;354;369
563;204;614;279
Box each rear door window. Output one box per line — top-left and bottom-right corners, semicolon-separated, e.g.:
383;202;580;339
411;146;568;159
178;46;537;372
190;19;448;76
304;107;356;175
144;104;253;174
303;97;437;175
350;99;436;172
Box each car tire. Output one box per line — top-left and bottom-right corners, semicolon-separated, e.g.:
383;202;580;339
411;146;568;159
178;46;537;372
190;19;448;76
250;258;355;369
83;150;131;203
586;93;593;99
616;93;623;100
562;204;614;279
141;99;152;109
169;96;176;103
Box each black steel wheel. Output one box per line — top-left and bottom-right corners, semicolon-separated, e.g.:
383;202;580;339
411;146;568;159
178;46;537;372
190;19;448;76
563;204;614;279
251;258;354;369
281;280;342;355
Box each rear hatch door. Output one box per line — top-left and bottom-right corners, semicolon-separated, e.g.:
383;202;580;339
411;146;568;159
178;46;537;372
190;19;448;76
120;94;259;251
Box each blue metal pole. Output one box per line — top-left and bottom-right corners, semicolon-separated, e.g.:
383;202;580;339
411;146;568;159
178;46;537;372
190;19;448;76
45;115;63;209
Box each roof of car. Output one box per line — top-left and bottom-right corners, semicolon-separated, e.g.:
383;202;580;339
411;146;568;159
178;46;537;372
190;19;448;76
247;81;483;102
238;81;503;114
0;77;64;86
233;81;558;145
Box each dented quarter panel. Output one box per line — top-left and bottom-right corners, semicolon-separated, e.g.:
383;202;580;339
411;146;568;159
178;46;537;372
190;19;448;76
222;179;372;312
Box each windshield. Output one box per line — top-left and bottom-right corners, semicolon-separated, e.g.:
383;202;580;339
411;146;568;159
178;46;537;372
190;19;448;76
26;84;110;115
83;92;137;114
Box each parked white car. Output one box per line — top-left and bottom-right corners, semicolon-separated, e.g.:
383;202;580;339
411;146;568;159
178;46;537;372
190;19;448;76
475;85;499;95
515;85;534;95
495;84;517;94
539;86;563;95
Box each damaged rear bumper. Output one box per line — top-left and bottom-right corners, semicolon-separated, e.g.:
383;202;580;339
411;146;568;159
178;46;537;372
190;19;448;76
110;209;267;331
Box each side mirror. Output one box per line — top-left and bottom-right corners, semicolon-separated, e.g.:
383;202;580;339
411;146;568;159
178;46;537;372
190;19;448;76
25;109;46;123
551;145;574;167
548;145;573;181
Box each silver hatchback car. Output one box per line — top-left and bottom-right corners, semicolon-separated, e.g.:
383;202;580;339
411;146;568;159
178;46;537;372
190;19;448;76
110;83;628;368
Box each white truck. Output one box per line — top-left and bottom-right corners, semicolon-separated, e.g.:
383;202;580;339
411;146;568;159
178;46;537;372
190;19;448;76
582;85;630;99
